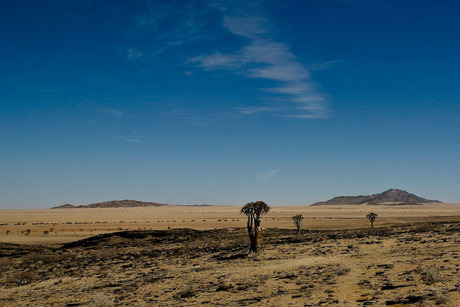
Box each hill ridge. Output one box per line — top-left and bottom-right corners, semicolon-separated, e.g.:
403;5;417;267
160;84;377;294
51;199;169;209
311;188;441;206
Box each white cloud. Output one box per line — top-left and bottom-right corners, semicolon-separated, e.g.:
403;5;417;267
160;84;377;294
237;106;280;115
100;107;124;117
122;1;333;119
259;169;278;181
272;82;312;95
120;137;143;143
117;132;149;144
307;60;349;71
223;16;267;38
191;8;330;119
127;48;144;61
190;52;241;70
249;62;308;82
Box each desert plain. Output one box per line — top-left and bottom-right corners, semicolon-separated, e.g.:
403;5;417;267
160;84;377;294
1;203;459;306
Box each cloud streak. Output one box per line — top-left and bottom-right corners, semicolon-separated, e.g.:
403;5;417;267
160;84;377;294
259;169;278;181
99;107;124;117
191;12;330;119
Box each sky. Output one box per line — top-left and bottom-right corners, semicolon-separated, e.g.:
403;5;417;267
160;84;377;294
1;0;459;209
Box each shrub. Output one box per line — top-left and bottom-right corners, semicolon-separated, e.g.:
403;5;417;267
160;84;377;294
292;214;304;233
178;284;196;298
432;288;448;304
90;293;114;307
11;272;39;286
422;267;443;285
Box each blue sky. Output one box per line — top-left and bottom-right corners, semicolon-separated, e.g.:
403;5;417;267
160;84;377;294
1;0;459;209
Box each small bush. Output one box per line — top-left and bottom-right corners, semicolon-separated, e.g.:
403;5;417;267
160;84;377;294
21;253;65;266
11;272;39;286
422;267;443;285
90;293;114;307
178;284;196;298
431;288;448;305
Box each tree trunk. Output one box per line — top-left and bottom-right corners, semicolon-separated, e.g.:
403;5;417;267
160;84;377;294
249;233;257;253
371;221;374;229
248;226;261;253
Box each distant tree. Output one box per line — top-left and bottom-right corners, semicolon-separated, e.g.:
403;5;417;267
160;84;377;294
49;227;54;233
366;212;378;229
241;201;270;253
43;230;49;235
24;229;31;236
6;230;10;235
292;214;304;234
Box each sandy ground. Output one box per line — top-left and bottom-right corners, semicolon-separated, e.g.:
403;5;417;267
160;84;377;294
0;203;459;244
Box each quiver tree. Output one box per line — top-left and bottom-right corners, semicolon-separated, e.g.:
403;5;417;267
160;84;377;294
292;214;304;234
366;212;378;229
241;201;270;253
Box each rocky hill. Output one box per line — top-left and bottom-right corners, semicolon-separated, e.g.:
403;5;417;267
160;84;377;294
51;200;169;209
311;189;441;206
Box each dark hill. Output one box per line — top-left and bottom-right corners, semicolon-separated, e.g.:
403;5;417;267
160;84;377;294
311;189;441;206
54;204;77;209
52;200;169;209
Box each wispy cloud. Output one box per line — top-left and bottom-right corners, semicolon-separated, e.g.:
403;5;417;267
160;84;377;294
259;169;278;181
190;9;330;119
237;106;280;115
126;47;144;61
122;1;333;119
117;132;148;144
307;60;350;71
99;107;124;117
120;137;143;144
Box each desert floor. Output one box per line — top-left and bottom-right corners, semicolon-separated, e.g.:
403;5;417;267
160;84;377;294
0;204;459;306
0;203;459;244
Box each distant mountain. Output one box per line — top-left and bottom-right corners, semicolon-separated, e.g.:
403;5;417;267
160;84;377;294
52;200;169;209
311;189;441;206
54;203;77;209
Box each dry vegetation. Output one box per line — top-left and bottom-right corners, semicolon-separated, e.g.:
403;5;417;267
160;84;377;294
0;204;459;306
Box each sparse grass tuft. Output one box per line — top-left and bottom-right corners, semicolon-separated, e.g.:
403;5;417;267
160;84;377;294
422;267;444;285
11;272;39;286
178;284;197;298
90;293;115;307
22;253;64;265
431;288;448;305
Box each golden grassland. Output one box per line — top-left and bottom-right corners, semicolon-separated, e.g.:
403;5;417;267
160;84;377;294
0;203;459;244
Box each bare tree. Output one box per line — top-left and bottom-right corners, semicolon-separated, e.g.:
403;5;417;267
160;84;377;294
366;212;378;229
292;214;304;234
241;201;270;253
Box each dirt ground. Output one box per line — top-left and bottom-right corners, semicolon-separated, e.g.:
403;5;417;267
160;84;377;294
0;204;459;306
